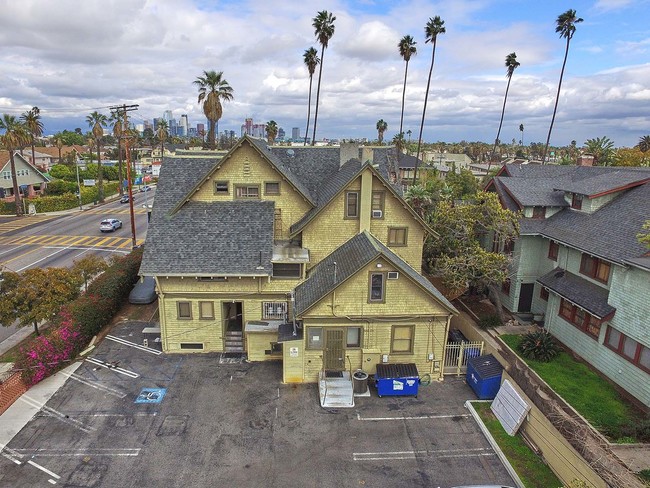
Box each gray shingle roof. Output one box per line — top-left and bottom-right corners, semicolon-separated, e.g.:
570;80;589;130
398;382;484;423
396;153;425;169
294;231;457;316
495;177;569;207
552;170;649;197
270;146;341;197
537;268;615;319
539;182;649;264
140;200;274;276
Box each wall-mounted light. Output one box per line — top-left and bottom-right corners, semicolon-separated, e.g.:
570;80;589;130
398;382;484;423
376;263;383;268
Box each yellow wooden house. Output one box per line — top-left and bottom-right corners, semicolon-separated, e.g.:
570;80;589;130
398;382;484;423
140;135;457;384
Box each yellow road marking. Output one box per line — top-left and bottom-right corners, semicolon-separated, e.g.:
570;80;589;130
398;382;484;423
0;234;143;251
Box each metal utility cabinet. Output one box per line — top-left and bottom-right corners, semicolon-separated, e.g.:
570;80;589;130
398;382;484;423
375;363;419;397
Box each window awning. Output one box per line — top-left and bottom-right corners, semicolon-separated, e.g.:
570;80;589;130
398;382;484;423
537;268;615;320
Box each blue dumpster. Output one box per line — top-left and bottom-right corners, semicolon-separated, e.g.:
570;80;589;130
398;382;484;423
466;354;503;400
375;363;419;397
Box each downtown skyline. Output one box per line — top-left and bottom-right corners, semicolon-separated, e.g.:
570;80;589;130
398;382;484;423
0;0;648;147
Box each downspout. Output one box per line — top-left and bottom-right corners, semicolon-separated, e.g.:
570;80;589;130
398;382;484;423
154;277;167;351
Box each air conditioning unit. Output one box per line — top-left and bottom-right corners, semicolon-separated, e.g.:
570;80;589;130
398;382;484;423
387;271;399;280
372;209;383;218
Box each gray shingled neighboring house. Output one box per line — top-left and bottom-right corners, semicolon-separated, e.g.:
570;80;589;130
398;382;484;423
487;163;650;407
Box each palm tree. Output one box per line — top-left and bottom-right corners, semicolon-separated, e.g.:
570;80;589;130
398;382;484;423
86;111;108;202
110;110;125;195
490;53;520;168
398;35;417;140
265;120;278;145
542;9;583;165
311;10;336;146
519;124;524;146
157;120;169;162
584;136;615;166
20;107;44;169
302;47;320;146
415;16;446;183
376;119;388;144
193;70;234;150
0;115;29;216
638;135;650;153
55;136;63;164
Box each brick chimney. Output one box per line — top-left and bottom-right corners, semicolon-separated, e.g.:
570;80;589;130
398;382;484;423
577;155;594;166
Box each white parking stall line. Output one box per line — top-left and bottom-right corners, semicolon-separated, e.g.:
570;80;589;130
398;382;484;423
85;357;140;378
27;460;61;481
0;444;24;465
14;448;141;457
353;447;494;462
20;396;96;434
106;335;162;355
356;412;471;421
62;372;127;398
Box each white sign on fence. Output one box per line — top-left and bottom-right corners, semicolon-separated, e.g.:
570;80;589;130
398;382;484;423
83;179;96;187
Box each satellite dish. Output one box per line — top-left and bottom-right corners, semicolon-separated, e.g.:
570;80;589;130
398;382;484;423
287;149;295;156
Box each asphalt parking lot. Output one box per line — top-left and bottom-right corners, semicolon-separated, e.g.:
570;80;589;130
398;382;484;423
0;320;515;488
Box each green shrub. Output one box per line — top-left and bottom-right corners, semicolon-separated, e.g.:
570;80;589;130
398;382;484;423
478;314;501;329
616;416;650;444
518;330;560;362
45;180;78;196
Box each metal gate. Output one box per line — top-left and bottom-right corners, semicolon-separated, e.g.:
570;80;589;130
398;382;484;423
444;341;484;376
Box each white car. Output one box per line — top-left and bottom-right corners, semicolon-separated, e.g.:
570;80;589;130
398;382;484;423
100;219;123;233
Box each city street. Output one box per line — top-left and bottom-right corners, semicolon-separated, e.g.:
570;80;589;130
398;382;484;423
0;188;154;273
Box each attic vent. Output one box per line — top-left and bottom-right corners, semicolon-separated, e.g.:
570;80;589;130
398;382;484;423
387;272;399;280
243;161;251;177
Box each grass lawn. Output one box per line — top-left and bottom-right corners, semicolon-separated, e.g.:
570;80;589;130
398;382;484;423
500;334;637;442
472;401;562;488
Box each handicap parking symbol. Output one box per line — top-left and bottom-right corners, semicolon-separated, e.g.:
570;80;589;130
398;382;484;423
135;387;167;404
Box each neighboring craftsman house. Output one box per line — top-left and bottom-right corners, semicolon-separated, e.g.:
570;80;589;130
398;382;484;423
487;163;650;406
0;151;50;201
140;135;457;384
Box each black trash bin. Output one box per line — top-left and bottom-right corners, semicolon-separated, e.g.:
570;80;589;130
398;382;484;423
352;370;369;394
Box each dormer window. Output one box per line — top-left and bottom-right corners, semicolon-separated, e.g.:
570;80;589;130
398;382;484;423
571;193;583;210
532;206;545;219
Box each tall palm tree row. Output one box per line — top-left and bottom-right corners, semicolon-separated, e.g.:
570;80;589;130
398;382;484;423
414;16;446;183
302;47;320;146
193;70;234;150
20;107;44;169
490;52;520;168
86;111;108;202
376;119;388;144
398;35;417;139
0;114;29;216
311;10;336;146
266;120;278;145
542;9;583;165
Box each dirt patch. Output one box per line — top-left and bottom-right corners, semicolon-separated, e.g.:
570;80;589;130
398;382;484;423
457;294;498;320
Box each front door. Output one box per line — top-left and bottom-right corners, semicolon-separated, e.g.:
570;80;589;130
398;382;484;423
324;329;345;371
518;283;534;313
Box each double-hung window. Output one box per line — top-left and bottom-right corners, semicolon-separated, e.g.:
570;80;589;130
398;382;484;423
369;272;385;302
345;191;359;218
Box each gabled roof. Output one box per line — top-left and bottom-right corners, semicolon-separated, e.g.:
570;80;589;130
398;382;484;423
0;151;51;183
537;268;615;319
289;158;435;237
170;136;316;215
294;231;457;316
396;153;425;169
495;177;569;208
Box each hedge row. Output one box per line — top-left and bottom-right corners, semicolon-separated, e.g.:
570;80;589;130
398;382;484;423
14;247;144;386
0;182;119;214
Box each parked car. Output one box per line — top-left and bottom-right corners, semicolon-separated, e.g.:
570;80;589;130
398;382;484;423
119;194;131;203
129;276;157;304
100;219;122;232
139;185;152;192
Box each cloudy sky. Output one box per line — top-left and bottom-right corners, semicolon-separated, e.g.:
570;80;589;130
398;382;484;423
0;0;648;147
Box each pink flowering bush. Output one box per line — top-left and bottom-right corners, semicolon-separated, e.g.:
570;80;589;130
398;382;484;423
15;248;143;386
15;311;83;386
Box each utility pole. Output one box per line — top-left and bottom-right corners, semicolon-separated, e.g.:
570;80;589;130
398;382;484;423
109;104;139;248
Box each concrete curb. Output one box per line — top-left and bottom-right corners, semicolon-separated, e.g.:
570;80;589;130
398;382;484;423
465;400;525;488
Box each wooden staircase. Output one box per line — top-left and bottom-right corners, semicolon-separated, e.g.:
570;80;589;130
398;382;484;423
225;330;244;353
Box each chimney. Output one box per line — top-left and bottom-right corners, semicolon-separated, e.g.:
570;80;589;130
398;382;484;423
361;147;374;164
577;155;594;166
340;142;359;167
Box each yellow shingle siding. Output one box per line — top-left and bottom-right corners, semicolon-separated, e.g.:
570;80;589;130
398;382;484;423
189;142;311;240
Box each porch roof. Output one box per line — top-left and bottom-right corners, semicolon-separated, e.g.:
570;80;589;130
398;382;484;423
537;268;615;319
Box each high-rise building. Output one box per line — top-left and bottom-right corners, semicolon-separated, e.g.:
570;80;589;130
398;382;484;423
197;123;205;136
180;114;189;137
292;127;300;140
278;128;285;140
163;110;173;123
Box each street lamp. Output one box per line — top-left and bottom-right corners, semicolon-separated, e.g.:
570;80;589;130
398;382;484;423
75;158;83;210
